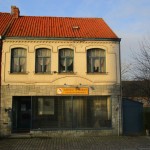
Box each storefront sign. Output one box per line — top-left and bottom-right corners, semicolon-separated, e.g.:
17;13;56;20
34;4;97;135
56;87;89;95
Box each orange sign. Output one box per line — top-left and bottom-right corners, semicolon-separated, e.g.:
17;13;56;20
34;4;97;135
56;87;89;95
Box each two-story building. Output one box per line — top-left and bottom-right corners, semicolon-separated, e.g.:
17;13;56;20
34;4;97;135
0;11;13;136
0;6;122;137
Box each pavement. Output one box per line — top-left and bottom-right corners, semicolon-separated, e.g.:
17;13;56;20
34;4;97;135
0;136;150;150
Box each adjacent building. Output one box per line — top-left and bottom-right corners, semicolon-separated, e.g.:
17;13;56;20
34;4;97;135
0;11;13;137
122;81;150;107
0;6;121;137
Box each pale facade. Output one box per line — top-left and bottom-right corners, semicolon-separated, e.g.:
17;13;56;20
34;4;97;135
0;38;122;136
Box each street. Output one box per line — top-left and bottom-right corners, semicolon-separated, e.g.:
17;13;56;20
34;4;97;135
0;136;150;150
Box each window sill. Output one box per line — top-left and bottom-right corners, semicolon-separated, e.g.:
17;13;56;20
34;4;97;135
9;72;29;75
34;72;52;75
58;72;77;75
86;72;108;75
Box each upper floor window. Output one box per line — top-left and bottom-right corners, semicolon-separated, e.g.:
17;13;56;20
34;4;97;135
59;48;74;73
87;49;106;73
35;49;51;73
11;48;27;73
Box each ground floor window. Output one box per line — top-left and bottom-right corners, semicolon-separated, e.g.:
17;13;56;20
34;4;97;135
12;96;112;131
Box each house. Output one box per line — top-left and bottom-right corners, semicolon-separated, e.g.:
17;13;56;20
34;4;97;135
0;11;13;84
0;10;13;136
0;6;121;137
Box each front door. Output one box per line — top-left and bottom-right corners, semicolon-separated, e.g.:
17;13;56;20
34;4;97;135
12;97;31;132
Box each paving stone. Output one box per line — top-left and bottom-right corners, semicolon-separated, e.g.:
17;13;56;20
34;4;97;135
0;136;150;150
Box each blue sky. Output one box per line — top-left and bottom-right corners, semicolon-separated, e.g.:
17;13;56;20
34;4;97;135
0;0;150;63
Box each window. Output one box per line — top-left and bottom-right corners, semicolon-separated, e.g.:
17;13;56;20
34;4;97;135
59;48;74;73
87;49;106;73
35;49;51;73
11;48;27;73
31;96;111;129
38;97;54;115
87;96;111;128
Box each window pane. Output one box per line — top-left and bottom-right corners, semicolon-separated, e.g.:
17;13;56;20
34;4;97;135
100;57;106;72
12;58;19;72
11;48;26;73
59;49;74;73
93;58;100;72
67;58;73;72
35;49;51;73
87;49;106;73
20;58;26;72
72;97;87;128
59;58;66;72
36;58;43;72
61;97;72;128
38;97;54;115
87;97;111;128
44;58;51;72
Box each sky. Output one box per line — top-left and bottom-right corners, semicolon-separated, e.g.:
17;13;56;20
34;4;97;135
0;0;150;63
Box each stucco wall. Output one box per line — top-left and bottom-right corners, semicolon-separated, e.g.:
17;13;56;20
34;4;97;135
0;39;122;137
1;39;120;85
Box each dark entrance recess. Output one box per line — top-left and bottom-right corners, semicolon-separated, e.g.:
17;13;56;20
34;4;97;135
12;96;31;133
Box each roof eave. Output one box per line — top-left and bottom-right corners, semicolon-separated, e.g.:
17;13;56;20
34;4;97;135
5;36;121;42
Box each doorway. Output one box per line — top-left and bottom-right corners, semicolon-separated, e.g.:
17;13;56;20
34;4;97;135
12;96;31;132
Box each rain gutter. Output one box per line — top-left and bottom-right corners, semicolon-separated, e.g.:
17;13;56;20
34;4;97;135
5;36;121;42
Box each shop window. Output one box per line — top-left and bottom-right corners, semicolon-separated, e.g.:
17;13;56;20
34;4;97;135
31;96;111;129
38;97;54;115
87;48;106;73
11;48;27;73
59;48;74;73
87;96;111;128
35;49;51;73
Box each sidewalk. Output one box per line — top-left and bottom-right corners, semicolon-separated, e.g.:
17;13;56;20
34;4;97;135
0;136;150;150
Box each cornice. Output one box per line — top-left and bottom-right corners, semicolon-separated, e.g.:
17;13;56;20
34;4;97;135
3;39;119;45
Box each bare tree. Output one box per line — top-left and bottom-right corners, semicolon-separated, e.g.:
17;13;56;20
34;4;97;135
121;61;132;81
132;39;150;103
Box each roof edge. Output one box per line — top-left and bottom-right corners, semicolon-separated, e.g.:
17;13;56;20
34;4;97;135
4;37;121;42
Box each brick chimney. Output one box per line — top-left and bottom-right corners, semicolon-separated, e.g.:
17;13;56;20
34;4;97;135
11;6;20;18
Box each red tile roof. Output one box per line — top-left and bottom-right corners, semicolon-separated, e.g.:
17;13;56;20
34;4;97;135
0;13;13;36
6;16;119;39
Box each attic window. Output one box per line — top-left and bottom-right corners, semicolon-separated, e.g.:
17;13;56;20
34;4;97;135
72;26;80;30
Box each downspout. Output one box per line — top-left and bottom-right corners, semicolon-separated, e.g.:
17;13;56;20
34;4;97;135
0;36;2;136
118;39;122;136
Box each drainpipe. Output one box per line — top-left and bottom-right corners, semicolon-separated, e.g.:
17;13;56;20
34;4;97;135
118;39;122;136
31;96;32;130
0;36;2;136
0;37;1;136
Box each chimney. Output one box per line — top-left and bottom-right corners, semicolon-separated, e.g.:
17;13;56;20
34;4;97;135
11;6;20;18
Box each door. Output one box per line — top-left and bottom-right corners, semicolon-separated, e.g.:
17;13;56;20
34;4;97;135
123;99;143;135
12;97;31;132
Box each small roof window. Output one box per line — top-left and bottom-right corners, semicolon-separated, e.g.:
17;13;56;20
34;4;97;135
72;26;80;30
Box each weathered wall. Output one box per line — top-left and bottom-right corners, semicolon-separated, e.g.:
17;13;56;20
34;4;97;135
0;84;121;136
0;39;122;137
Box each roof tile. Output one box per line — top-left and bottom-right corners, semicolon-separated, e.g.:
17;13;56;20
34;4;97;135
1;14;119;39
0;13;13;35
